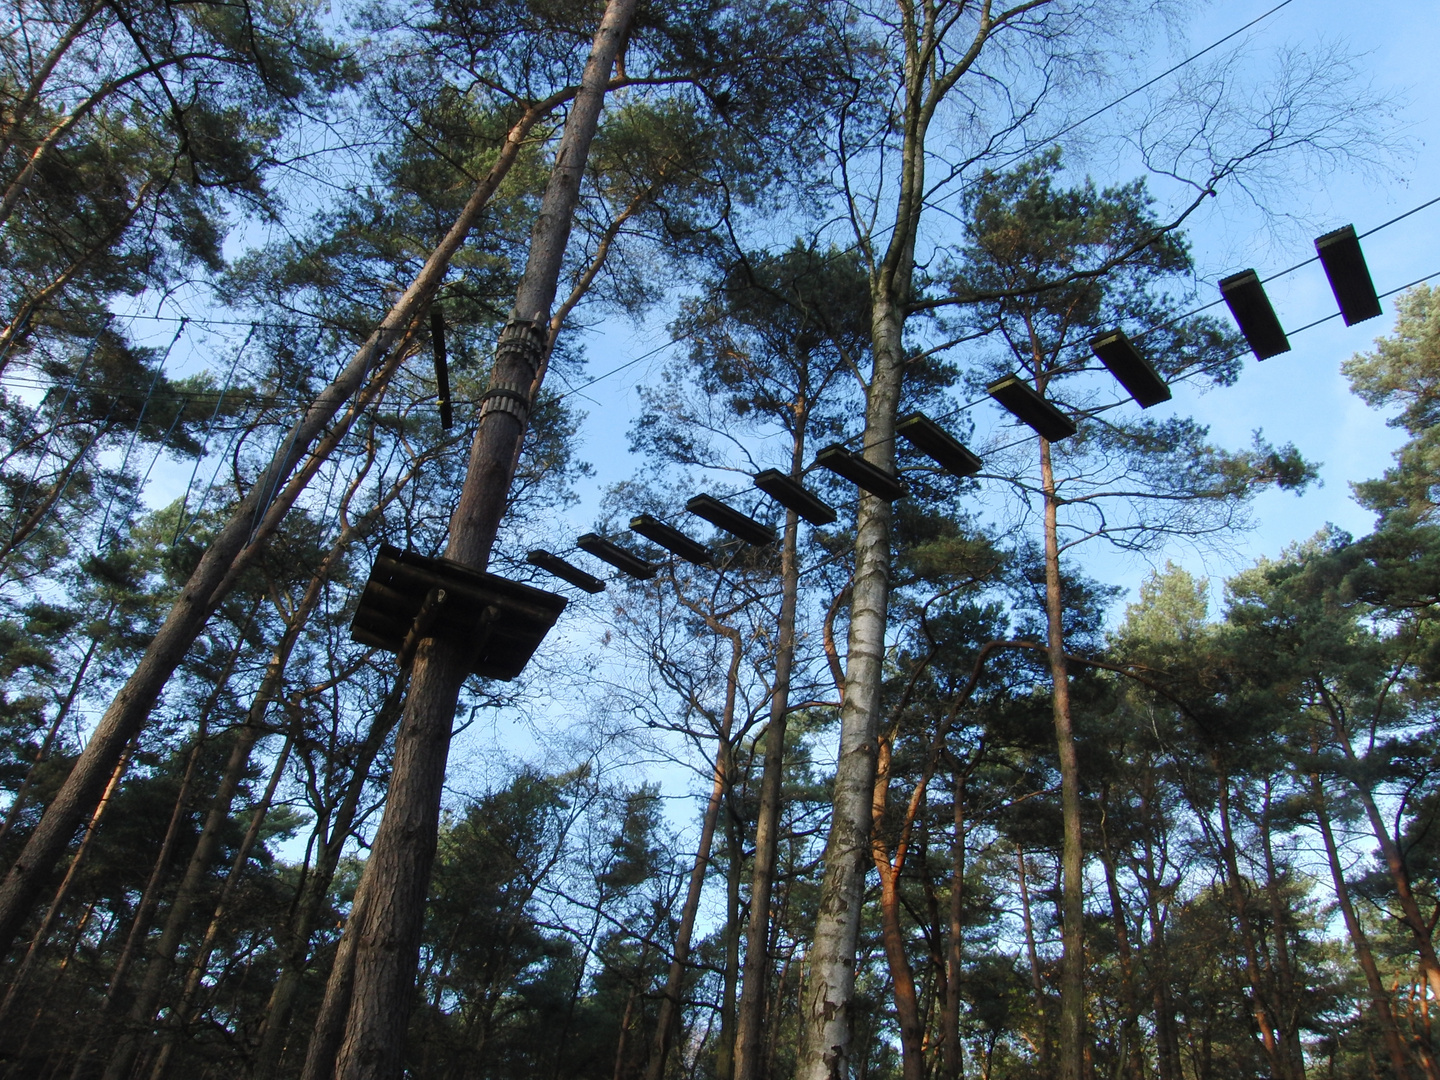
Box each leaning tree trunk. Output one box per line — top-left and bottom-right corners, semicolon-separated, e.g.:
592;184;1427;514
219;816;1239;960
331;3;637;1076
0;738;133;1026
0;85;554;955
1038;433;1086;1080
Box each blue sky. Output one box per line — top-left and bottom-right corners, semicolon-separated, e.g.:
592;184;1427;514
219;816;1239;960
553;0;1440;619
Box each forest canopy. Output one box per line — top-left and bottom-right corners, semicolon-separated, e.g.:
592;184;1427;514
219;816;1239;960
0;0;1434;1078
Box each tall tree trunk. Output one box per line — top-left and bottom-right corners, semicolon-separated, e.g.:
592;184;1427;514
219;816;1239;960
0;81;551;952
1038;434;1085;1080
940;768;966;1080
0;738;133;1026
1215;772;1284;1076
1017;846;1048;1066
332;3;637;1075
146;729;297;1080
251;677;407;1080
1259;780;1306;1080
1096;796;1142;1080
733;481;803;1080
1309;765;1418;1079
646;630;742;1080
797;287;906;1080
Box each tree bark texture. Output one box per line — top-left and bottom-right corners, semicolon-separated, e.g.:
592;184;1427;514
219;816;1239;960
795;384;899;1078
332;2;637;1075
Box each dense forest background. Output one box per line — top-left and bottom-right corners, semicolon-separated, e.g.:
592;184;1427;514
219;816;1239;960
2;0;1439;1077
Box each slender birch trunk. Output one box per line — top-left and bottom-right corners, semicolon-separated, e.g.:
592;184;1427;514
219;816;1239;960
796;290;905;1080
332;3;637;1075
